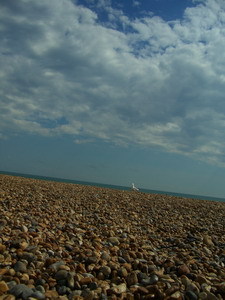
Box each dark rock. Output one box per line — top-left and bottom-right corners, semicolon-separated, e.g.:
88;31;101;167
89;281;98;290
10;284;33;299
55;270;68;281
185;290;198;300
31;290;45;299
57;285;68;295
118;256;127;263
149;274;159;284
177;264;190;275
21;252;37;263
13;261;27;272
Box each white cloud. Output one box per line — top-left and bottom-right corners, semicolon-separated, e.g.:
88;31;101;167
1;0;225;165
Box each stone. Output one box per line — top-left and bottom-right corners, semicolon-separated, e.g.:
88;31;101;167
49;261;66;272
100;252;111;261
149;274;159;284
20;273;29;283
0;281;9;295
111;283;127;294
199;292;208;299
30;290;45;299
117;267;128;278
186;283;200;294
196;275;208;285
89;282;98;290
0;244;6;254
205;291;219;300
21;252;36;263
79;277;92;285
67;272;75;289
10;284;33;299
202;235;214;247
126;272;138;286
55;270;68;281
13;261;27;273
21;225;28;233
99;266;111;277
35;285;45;294
45;290;59;298
108;237;120;246
184;290;198;300
177;264;190;275
169;291;183;300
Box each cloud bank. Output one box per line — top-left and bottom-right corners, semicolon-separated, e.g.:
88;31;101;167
1;0;225;165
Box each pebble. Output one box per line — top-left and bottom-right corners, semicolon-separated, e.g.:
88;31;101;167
0;281;9;294
185;290;198;300
0;174;224;300
177;264;190;275
126;272;138;286
55;270;68;281
99;266;111;277
149;274;159;284
110;283;127;294
203;235;214;247
9;284;33;299
30;290;45;299
169;291;183;299
207;292;221;300
108;237;120;246
13;261;27;273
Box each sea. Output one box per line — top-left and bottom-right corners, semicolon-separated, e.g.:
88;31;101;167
1;170;225;203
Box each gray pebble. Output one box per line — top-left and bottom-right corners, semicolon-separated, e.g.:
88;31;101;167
7;280;17;290
149;274;159;284
14;261;27;272
49;261;65;272
118;256;127;263
89;281;98;290
10;284;33;299
57;285;68;295
35;285;46;293
185;290;198;300
55;269;68;281
31;290;45;299
21;252;37;263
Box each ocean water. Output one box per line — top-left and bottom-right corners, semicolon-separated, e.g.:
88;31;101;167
1;170;225;203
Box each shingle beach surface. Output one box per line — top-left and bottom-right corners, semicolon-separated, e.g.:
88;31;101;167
0;174;224;299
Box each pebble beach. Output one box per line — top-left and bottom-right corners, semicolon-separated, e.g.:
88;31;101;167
0;175;224;300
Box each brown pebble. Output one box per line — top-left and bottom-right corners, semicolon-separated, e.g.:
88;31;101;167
202;235;214;247
169;291;183;300
0;281;9;295
126;271;138;286
79;277;93;285
1;296;16;300
45;290;59;298
177;264;190;275
76;263;86;273
108;237;120;246
196;275;208;285
0;244;6;254
0;269;7;276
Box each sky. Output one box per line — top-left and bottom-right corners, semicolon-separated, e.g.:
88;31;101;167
1;0;225;198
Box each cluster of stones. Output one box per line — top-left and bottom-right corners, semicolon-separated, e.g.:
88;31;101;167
0;174;224;300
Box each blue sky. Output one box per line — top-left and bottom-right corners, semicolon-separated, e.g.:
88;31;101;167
1;0;225;197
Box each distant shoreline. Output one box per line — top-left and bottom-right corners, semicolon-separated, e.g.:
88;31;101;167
0;170;225;203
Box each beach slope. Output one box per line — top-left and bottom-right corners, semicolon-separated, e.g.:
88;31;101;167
0;175;224;299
